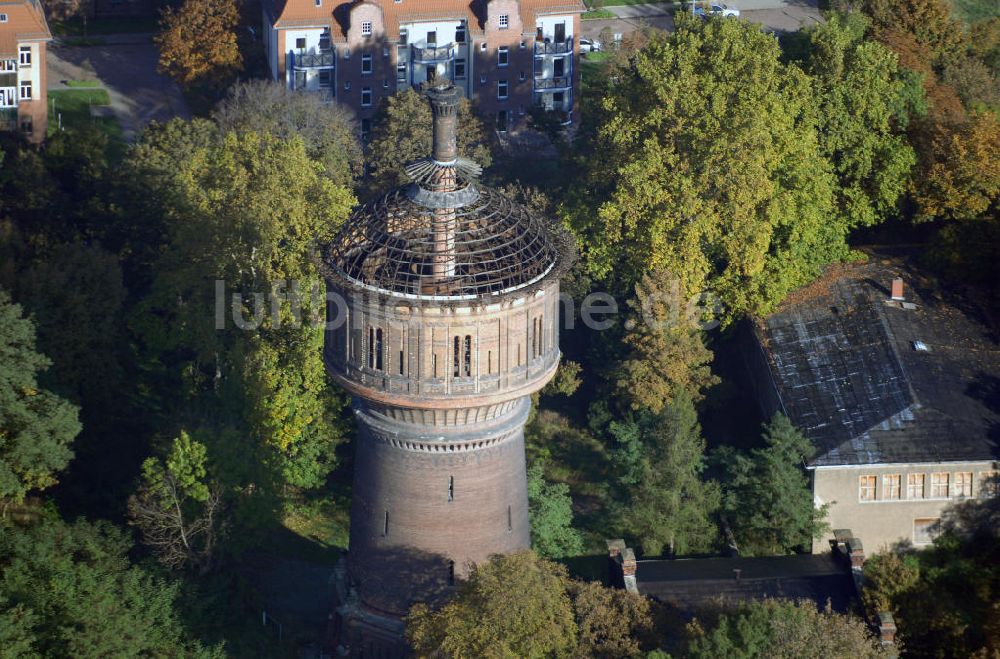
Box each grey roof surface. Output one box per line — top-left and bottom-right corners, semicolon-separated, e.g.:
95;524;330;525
757;258;1000;467
636;554;856;613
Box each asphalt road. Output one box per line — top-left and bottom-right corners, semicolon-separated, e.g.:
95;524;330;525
48;33;190;141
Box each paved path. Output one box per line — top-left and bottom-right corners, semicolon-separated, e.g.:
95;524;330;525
48;33;189;141
583;0;821;41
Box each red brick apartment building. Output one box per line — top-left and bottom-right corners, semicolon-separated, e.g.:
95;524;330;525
0;0;50;142
262;0;584;137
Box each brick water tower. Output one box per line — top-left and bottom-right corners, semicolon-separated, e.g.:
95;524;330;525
321;80;573;656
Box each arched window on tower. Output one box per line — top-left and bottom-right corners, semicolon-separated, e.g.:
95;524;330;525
463;335;472;376
453;336;461;377
375;328;383;371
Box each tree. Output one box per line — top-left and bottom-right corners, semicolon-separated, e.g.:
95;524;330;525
714;414;827;556
614;268;718;414
527;460;585;559
214;81;364;188
365;88;493;193
567;580;653;659
806;12;916;230
129;432;225;574
132;127;355;494
41;0;94;22
687;599;883;658
614;390;721;556
407;551;577;658
0;515;222;657
570;16;840;322
155;0;242;89
0;289;79;503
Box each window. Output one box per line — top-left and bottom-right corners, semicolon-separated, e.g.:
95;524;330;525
464;335;472;377
0;14;8;22
295;37;306;50
314;0;321;6
0;60;14;72
397;63;407;81
19;82;31;101
553;57;565;77
362;53;372;74
319;29;331;51
480;42;487;52
361;118;371;140
955;471;972;497
913;518;940;545
368;327;383;370
454;58;466;79
344;80;351;91
883;474;901;500
907;473;925;499
497;79;508;100
447;560;455;585
427;31;437;45
383;78;389;89
383;510;389;537
981;472;999;498
361;20;372;37
453;336;461;377
399;29;408;45
931;472;950;498
498;46;509;67
859;475;876;501
344;48;350;60
361;86;372;107
487;350;492;374
448;476;454;502
456;25;466;43
480;74;487;85
19;115;32;135
507;505;512;531
499;13;509;29
553;91;564;106
18;46;30;66
519;70;526;81
432;353;438;378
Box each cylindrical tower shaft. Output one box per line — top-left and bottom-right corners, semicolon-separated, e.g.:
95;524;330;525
426;82;462;282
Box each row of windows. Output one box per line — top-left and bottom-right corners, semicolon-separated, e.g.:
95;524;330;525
361;317;545;377
1;48;32;68
859;471;997;502
0;84;31;107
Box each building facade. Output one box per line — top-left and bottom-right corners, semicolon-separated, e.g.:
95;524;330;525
262;0;584;137
745;257;999;554
0;0;50;142
320;81;573;656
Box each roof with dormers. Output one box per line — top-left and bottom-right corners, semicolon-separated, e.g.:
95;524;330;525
265;0;584;40
0;0;51;56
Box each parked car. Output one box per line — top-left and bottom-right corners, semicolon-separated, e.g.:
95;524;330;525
579;37;602;53
694;3;740;17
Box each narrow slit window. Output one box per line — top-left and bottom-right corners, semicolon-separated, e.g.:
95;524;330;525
383;510;389;537
433;353;438;378
464;335;472;377
507;505;512;532
538;314;544;355
453;336;461;377
399;350;404;375
517;344;521;366
448;475;454;502
487;350;492;375
447;560;455;585
368;327;375;368
375;328;383;371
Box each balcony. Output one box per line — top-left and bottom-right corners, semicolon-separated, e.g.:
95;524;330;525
289;50;335;70
0;108;16;131
533;76;572;91
534;38;573;55
411;43;454;63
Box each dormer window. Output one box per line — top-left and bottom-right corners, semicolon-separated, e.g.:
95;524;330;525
361;20;372;37
498;13;509;29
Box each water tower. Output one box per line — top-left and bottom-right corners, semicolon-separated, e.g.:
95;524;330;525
320;80;573;656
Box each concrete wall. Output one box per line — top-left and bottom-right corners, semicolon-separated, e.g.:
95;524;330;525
812;461;998;553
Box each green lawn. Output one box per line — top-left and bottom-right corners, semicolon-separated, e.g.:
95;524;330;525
65;79;101;88
950;0;1000;23
583;9;616;19
48;88;124;157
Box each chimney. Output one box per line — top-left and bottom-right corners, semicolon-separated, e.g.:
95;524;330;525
621;548;637;578
878;612;897;644
891;277;904;301
424;80;461;281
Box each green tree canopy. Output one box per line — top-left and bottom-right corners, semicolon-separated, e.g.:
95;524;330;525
0;516;221;657
806;11;917;230
407;551;577;658
0;289;79;502
714;414;827;556
527;460;585;559
214;80;364;188
613;390;721;556
571;15;841;322
365;88;494;193
687;599;883;658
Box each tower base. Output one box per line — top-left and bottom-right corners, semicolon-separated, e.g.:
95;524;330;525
330;557;407;658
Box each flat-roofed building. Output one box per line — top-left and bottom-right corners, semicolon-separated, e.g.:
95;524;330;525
261;0;584;138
